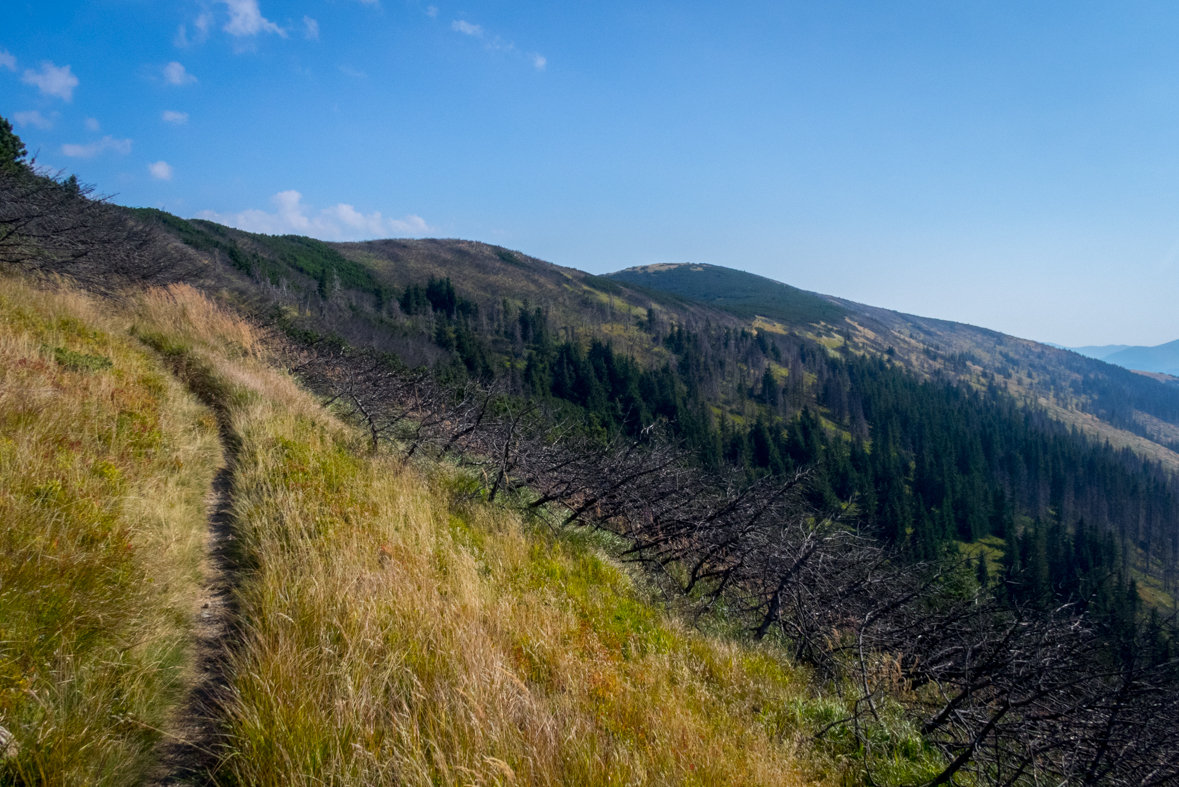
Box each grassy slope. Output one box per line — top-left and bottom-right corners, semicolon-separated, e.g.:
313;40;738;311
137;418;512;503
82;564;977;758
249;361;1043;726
0;275;221;784
334;238;738;364
129;286;940;785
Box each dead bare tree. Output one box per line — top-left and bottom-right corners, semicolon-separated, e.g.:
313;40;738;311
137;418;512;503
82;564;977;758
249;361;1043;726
0;166;199;290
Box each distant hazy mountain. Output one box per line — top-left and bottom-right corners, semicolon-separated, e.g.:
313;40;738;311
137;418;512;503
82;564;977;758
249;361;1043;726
1103;339;1179;376
1067;344;1132;361
1057;340;1179;375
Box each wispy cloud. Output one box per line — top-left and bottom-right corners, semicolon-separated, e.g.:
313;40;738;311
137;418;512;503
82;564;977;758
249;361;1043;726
0;49;15;71
450;19;546;70
197;190;433;241
148;161;174;181
61;136;132;158
303;16;319;40
221;0;285;37
426;6;438;18
13;110;54;130
164;61;197;86
176;12;214;47
162;110;189;124
21;62;78;101
452;19;483;36
338;65;367;79
84;117;100;132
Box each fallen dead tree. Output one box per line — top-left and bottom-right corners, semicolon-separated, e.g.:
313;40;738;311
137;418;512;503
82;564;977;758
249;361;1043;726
293;340;1179;787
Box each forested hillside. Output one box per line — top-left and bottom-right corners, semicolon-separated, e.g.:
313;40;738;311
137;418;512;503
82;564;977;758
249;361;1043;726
128;215;1179;605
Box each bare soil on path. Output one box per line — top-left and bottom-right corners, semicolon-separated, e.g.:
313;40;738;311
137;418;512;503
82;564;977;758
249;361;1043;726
145;431;241;786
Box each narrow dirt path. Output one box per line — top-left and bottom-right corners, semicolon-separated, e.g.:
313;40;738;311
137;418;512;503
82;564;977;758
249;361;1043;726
146;423;241;786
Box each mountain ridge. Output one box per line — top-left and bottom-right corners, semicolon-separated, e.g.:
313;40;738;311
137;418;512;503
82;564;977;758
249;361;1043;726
607;261;1179;466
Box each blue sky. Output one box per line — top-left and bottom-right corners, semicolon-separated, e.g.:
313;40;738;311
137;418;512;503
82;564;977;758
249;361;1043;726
4;1;1179;347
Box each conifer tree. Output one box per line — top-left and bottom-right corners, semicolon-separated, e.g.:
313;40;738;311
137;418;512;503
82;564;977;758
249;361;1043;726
761;365;779;408
0;115;27;171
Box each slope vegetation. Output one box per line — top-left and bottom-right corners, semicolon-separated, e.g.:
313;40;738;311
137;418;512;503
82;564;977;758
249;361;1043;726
128;213;1179;600
5;113;1179;781
130;283;931;785
0;274;221;783
0;265;947;783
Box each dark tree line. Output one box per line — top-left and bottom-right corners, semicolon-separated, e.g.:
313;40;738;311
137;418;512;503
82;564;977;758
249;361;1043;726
457;304;1179;595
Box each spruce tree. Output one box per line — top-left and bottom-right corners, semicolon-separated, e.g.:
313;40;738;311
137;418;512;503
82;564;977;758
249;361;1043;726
761;365;779;408
0;114;27;171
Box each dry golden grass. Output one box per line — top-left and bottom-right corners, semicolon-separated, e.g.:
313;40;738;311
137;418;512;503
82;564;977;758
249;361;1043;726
222;416;826;785
0;275;221;784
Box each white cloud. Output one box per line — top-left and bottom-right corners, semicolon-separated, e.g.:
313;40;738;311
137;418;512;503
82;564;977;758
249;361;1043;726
452;20;482;36
0;49;15;71
387;214;431;234
21;62;78;101
148;161;174;181
303;16;319;40
13;110;54;130
61;136;132;158
426;6;438;17
84;117;100;131
338;65;366;79
221;0;285;37
162;110;189;124
175;12;214;47
164;61;197;86
196;190;433;241
532;53;546;70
